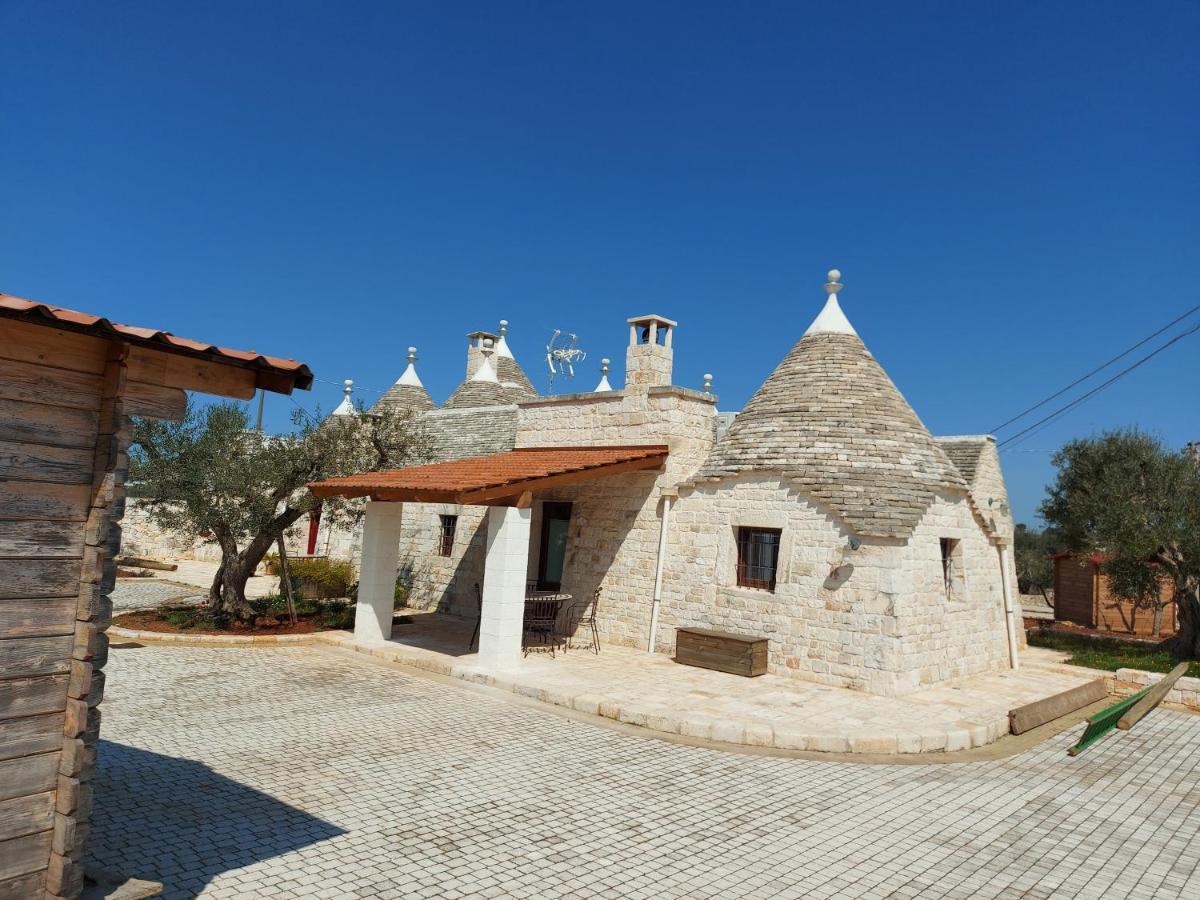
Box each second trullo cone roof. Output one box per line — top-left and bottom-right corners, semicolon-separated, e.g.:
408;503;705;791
696;271;967;539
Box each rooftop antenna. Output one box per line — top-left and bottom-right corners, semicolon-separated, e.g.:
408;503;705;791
545;329;587;394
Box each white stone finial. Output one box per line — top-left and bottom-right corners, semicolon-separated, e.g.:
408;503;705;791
594;358;613;392
825;269;843;295
398;347;423;387
495;320;514;358
703;373;713;395
805;268;857;337
331;378;356;417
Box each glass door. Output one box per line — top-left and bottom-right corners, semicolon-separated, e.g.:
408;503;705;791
537;502;572;591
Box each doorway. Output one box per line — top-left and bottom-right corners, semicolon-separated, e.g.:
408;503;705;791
536;502;572;591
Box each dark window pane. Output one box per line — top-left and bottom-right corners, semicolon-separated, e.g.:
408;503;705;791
736;527;781;591
438;515;457;557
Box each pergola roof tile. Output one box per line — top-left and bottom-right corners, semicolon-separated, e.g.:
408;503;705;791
309;445;669;504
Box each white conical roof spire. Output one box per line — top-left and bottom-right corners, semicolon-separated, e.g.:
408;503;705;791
331;379;356;417
469;338;499;383
803;269;858;337
397;347;423;387
494;319;515;358
594;358;613;392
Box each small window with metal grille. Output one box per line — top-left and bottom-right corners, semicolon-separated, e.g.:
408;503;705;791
940;537;963;599
736;527;782;591
438;515;457;557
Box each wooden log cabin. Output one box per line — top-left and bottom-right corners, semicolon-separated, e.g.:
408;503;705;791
1052;552;1177;638
0;294;311;899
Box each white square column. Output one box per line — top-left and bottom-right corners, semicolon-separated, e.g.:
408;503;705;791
354;500;404;644
477;504;532;670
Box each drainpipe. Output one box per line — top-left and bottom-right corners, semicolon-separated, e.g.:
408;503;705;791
998;542;1020;671
648;493;673;653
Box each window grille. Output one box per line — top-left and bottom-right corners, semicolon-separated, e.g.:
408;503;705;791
438;515;457;557
736;527;782;591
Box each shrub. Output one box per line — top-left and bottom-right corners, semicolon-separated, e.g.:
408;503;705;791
320;602;356;630
279;557;355;598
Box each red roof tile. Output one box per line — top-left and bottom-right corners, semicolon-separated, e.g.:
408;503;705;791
309;445;669;503
0;292;313;392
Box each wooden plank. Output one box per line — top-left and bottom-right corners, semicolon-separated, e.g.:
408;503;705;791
1008;679;1109;735
0;830;52;881
0;792;55;844
0;358;103;410
0;521;85;558
0;868;46;898
0;713;63;761
0;598;77;638
0;482;91;522
0;755;59;804
0;398;99;450
123;380;187;420
0;675;68;721
126;345;258;400
0;318;109;374
0;439;94;485
0;560;80;599
0;635;75;679
1117;663;1190;730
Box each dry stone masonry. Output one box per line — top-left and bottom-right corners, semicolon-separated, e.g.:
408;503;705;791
318;273;1019;697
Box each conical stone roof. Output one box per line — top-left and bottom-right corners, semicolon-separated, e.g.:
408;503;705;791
371;348;436;415
695;274;966;539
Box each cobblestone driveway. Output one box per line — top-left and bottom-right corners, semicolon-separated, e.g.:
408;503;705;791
110;579;203;613
90;646;1200;899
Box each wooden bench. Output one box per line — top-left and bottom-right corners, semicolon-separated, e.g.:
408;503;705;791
675;627;768;677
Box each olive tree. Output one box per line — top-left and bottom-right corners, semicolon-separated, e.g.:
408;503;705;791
130;399;428;623
1040;429;1200;655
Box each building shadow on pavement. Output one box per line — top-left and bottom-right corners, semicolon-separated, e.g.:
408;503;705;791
87;741;345;899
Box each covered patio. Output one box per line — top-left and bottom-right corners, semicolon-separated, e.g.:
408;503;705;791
308;445;669;670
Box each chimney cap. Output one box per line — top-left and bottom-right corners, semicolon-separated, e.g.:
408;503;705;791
626;313;677;327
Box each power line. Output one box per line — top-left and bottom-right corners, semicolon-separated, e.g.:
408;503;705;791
314;377;387;395
990;303;1200;433
997;321;1200;449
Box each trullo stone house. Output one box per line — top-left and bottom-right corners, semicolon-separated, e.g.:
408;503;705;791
310;271;1022;697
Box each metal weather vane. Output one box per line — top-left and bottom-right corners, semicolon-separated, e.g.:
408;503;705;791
545;329;587;393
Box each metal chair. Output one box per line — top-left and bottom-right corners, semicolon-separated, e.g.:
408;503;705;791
567;587;601;654
468;582;482;651
523;595;564;657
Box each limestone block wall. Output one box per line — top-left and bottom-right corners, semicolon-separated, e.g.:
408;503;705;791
890;492;1013;693
653;477;1011;696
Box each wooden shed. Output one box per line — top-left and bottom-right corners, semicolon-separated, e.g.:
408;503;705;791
1052;553;1177;638
0;294;311;899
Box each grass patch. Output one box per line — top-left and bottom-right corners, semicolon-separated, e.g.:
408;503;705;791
1028;629;1200;677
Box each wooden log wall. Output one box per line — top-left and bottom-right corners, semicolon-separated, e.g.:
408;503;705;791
0;320;145;899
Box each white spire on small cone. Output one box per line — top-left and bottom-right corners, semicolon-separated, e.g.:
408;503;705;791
703;373;713;396
397;347;423;387
470;338;500;383
495;319;515;358
594;358;613;392
331;379;356;417
803;268;858;337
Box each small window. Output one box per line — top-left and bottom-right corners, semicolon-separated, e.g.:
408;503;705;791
736;527;782;591
438;515;457;557
940;537;963;599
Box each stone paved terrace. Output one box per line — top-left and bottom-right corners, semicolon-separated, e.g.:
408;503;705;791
91;643;1200;898
322;611;1103;754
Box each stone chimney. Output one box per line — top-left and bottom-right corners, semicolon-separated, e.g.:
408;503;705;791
465;330;499;379
625;314;675;389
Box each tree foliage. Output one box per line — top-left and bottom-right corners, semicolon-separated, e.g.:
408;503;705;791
1039;429;1200;655
1013;523;1057;600
130;399;429;623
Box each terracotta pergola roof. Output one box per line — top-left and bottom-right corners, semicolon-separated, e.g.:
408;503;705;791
310;445;669;504
0;293;313;392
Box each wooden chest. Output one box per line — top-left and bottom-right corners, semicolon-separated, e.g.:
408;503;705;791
675;628;768;677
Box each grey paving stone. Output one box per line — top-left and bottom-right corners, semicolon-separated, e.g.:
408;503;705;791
87;645;1200;899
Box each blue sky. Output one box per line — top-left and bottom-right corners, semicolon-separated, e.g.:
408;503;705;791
2;1;1197;524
